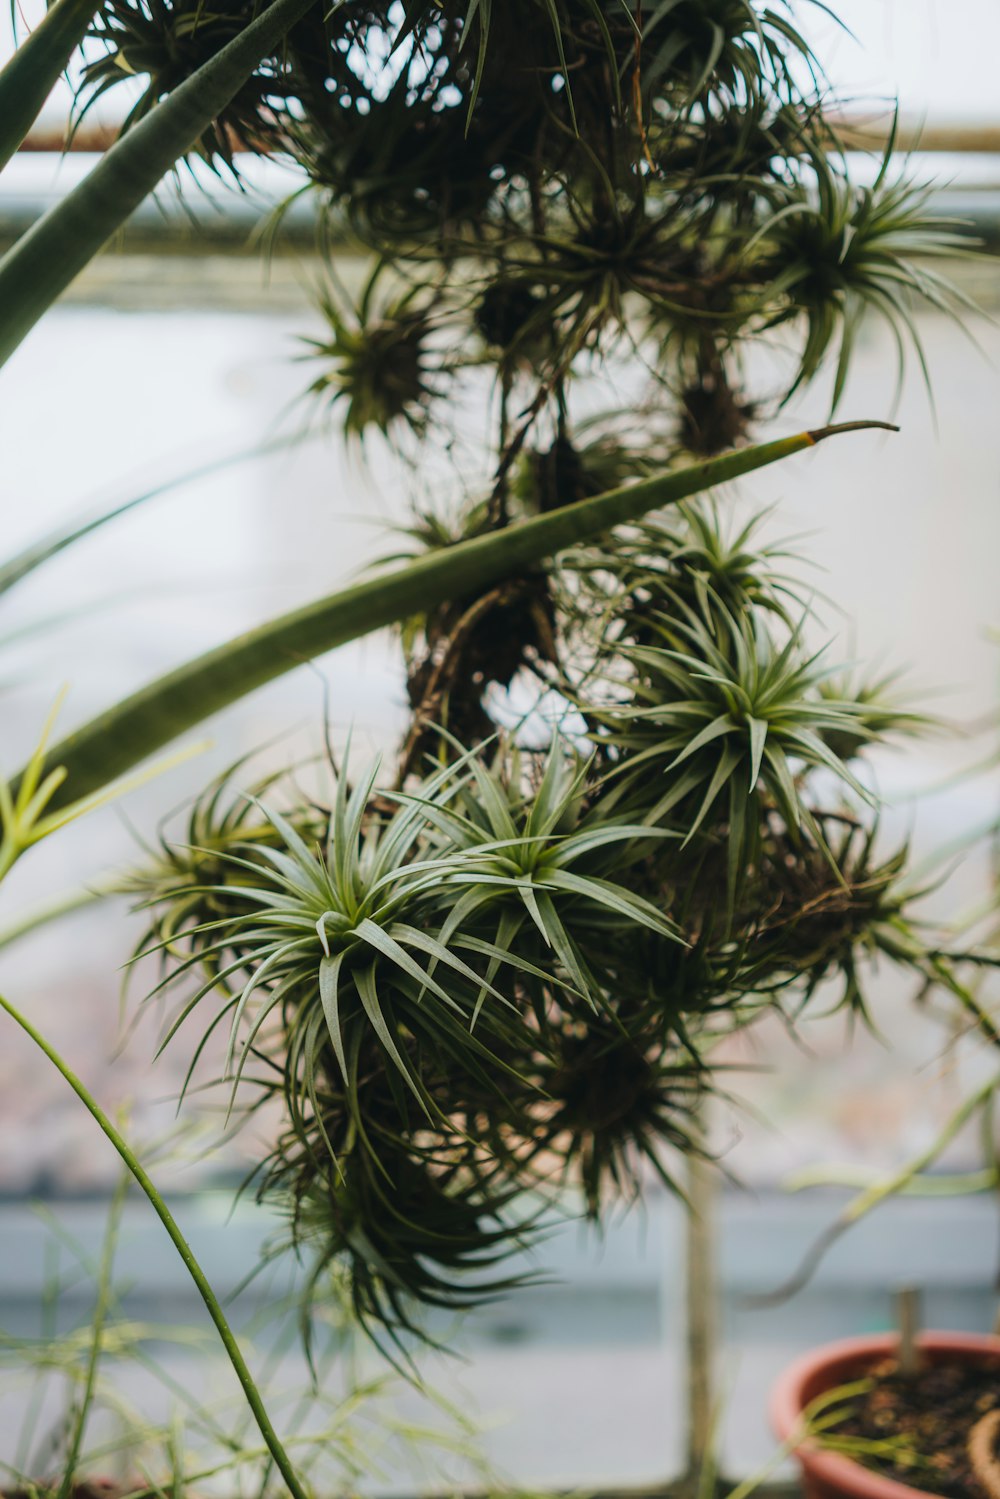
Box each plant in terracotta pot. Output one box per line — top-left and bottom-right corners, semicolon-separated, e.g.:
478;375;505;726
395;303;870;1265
0;0;989;1492
772;1330;1000;1499
765;859;1000;1495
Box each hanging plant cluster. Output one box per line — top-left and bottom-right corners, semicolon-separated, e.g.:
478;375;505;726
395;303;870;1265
104;1;977;1349
131;501;946;1348
79;0;967;442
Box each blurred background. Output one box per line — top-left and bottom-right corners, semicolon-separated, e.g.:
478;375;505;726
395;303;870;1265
2;0;1000;1488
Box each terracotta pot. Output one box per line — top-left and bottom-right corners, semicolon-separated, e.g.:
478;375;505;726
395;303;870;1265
769;1330;1000;1499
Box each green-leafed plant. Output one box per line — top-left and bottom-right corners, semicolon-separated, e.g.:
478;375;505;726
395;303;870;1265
0;0;992;1491
121;494;955;1346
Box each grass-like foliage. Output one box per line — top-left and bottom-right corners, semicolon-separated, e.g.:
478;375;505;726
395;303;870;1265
0;1183;498;1499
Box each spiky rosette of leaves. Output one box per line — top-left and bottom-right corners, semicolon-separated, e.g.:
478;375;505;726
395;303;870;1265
130;741;713;1332
550;500;808;724
816;669;934;762
304;269;445;441
735;816;918;1021
759;151;977;409
77;0;299;168
579;597;886;909
559;497;805;642
123;758;324;948
527;1010;709;1215
408;740;685;1010
635;0;821;107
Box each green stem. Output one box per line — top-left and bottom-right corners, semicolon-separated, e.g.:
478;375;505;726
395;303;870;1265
28;422;891;814
0;881;115;952
0;991;310;1499
58;1169;129;1499
746;1069;1000;1308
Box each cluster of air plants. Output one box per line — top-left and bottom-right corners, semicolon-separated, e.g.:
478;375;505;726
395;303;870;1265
126;491;953;1349
2;0;986;1398
72;1;971;456
25;0;974;1357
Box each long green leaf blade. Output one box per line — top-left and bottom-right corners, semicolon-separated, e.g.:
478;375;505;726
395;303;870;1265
0;0;319;368
26;423;893;811
0;0;103;174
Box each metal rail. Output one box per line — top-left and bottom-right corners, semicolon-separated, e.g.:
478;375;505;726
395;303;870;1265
14;118;1000;156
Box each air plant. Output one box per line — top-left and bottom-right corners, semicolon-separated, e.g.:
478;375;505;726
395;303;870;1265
131;740;710;1338
77;0;297;169
760;146;978;410
71;0;969;454
303;267;447;442
128;489;944;1334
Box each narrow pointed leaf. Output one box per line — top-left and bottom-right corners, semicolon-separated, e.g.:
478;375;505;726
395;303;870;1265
318;952;350;1084
747;716;768;790
354;963;428;1113
0;0;103;174
0;0;320;369
24;426;891;814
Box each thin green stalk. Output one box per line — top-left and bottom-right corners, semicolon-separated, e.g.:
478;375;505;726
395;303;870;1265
748;1069;1000;1308
26;421;895;814
785;1164;1000;1196
0;0;322;369
0;991;310;1499
0;881;115;952
0;0;103;173
59;1168;129;1499
15;1239;60;1477
0;430;315;600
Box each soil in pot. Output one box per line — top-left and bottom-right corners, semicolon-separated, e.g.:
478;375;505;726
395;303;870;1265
830;1355;1000;1499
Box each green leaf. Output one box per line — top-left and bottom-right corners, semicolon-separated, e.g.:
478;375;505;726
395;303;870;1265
543;868;683;942
318;951;349;1085
747;715;768;791
0;0;103;175
352;916;461;1012
354;962;428;1114
26;425;889;815
0;0;320;370
0;433;306;600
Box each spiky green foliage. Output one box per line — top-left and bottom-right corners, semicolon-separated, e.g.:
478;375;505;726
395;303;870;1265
128;484;945;1338
77;0;297;169
597;605;878;872
72;0;970;451
304;268;447;440
129;742;715;1340
0;0;321;370
760;149;977;409
64;0;970;1354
